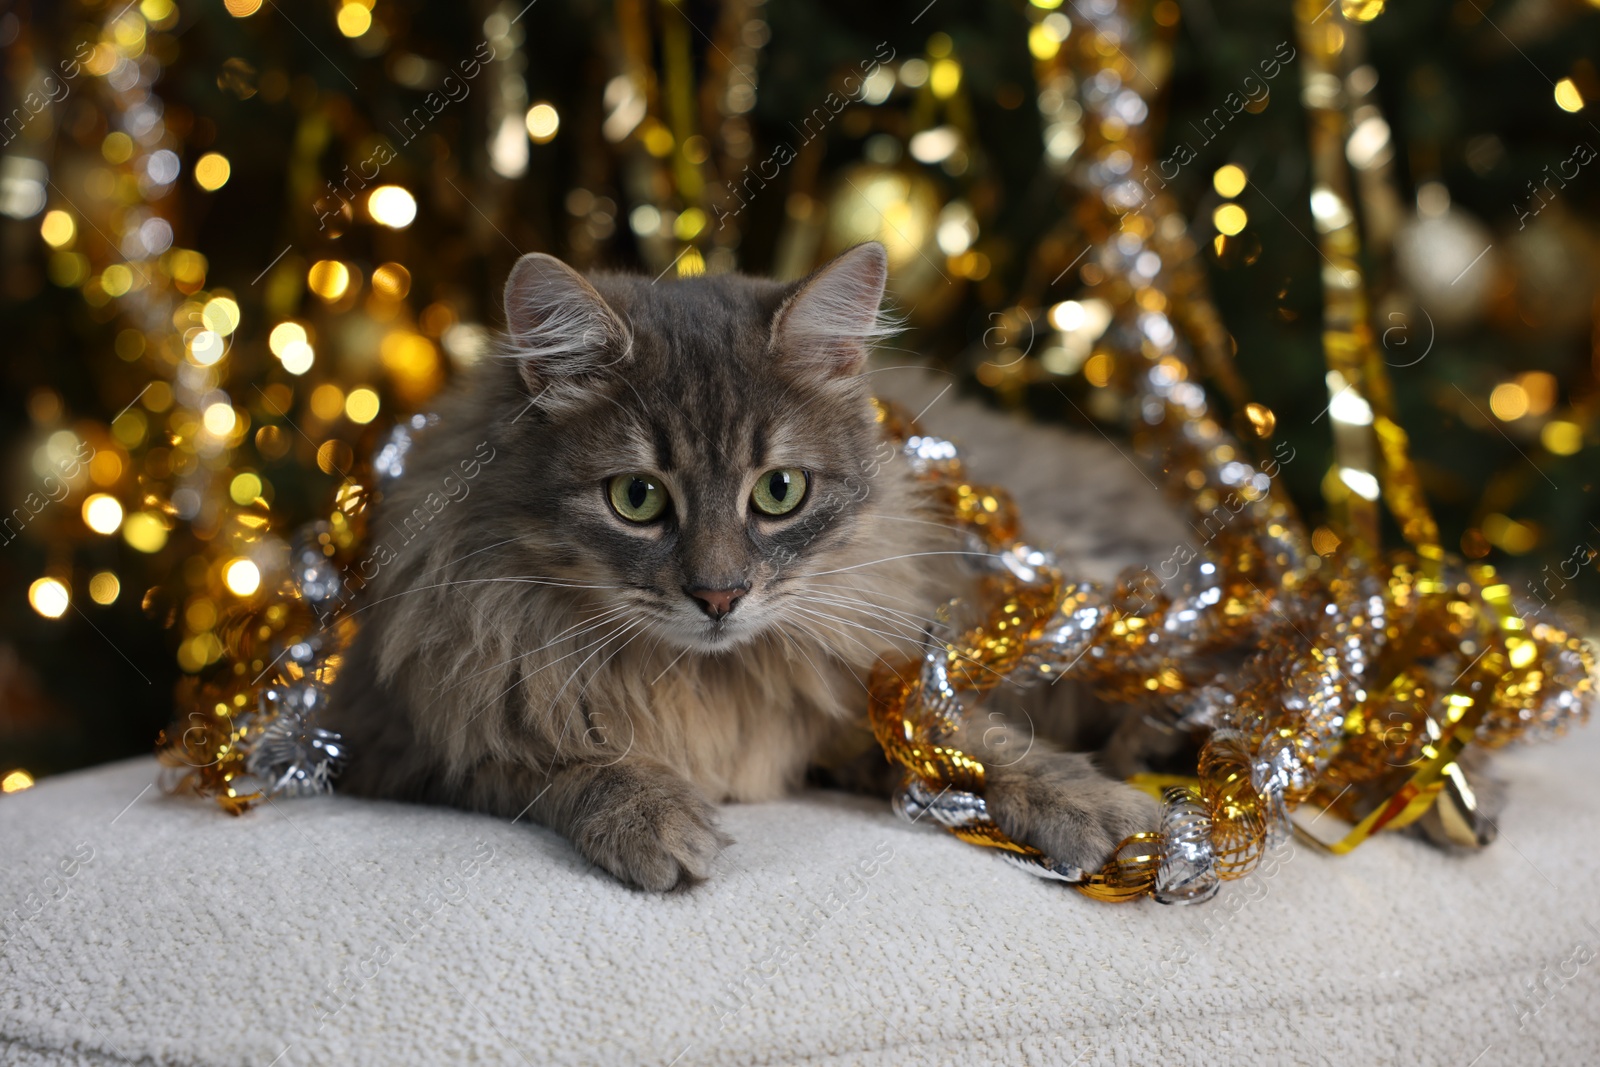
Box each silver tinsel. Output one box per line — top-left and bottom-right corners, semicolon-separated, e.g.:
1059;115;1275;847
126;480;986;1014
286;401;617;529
896;777;989;830
372;411;439;484
246;682;345;798
291;521;341;607
1153;787;1220;905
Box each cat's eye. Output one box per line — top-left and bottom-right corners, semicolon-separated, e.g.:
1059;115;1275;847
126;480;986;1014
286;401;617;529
751;468;808;516
607;473;669;523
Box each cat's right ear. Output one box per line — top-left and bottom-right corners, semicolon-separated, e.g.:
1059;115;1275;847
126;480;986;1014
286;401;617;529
503;253;629;397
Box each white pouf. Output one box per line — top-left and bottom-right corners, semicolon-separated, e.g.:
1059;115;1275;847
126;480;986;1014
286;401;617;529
3;729;1597;1066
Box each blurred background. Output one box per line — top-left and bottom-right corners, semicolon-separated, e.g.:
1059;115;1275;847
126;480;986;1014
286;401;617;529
1;0;1597;786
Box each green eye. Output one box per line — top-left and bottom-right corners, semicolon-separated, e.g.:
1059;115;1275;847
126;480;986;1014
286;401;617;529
751;468;808;516
607;473;669;523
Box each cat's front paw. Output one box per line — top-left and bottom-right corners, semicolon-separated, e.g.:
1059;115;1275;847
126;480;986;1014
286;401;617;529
984;752;1159;878
571;765;731;891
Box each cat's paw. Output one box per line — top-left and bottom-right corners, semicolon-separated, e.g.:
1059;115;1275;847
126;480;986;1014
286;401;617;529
984;752;1159;878
571;767;731;891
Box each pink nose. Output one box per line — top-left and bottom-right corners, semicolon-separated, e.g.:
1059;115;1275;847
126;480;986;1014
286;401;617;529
688;586;747;619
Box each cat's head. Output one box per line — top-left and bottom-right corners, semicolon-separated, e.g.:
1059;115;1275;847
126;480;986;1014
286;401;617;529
495;243;922;655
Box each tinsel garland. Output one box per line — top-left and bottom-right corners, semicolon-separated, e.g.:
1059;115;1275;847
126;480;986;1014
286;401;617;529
860;0;1597;903
157;0;1596;906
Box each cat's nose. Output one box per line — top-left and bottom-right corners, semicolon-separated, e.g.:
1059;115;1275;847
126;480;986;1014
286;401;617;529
687;584;748;619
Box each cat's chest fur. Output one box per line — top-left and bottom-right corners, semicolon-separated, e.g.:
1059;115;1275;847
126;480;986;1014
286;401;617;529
602;639;870;801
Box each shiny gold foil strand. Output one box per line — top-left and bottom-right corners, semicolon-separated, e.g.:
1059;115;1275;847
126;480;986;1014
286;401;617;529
1293;0;1443;570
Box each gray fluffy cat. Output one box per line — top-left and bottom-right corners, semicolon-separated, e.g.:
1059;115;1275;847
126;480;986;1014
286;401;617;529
327;243;1175;890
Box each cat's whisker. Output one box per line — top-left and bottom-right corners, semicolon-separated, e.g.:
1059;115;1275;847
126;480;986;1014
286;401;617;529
801;549;994;578
780;618;876;697
418;536;521;578
787;604;1021;690
574;619;653;706
805;581;934;610
787;594;932;637
549;618;645;708
784;620;903;695
455;576;624;590
344;576;620;624
444;606;633;695
788;605;926;653
546;629;644;768
790;592;941;632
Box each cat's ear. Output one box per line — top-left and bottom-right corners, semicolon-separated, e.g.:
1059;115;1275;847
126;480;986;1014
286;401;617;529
503;252;629;396
770;242;895;379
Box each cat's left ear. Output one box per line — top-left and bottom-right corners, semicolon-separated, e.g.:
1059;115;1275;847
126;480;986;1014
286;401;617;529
770;242;895;379
503;252;630;399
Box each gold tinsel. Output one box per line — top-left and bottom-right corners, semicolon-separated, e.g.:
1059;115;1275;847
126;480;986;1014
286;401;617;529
859;0;1595;904
156;0;1596;910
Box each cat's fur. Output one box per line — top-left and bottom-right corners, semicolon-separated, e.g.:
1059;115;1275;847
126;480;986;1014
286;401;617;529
327;243;1166;890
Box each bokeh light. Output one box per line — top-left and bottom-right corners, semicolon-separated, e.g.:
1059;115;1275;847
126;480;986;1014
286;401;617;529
40;210;75;248
344;387;381;424
308;260;351;300
194;153;231;190
83;493;125;535
123;512;168;553
29;577;70;619
525;103;560;143
223;558;261;596
1213;204;1248;235
89;571;121;605
1212;164;1247;198
368;186;417;229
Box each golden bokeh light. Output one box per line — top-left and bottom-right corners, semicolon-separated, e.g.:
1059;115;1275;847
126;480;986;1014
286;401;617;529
1554;78;1584;113
269;321;308;356
1;769;34;793
203;402;238;437
367;186;417;229
1028;23;1061;60
202;296;241;336
308;260;351;300
1541;420;1583;456
229;472;263;505
40;210;75;248
1517;370;1557;417
123;511;168;553
673;207;707;241
1212;164;1247;198
223;558;261;596
1488;382;1529;421
371;262;411;299
82;493;125;535
102;131;133;164
224;0;262;14
380;331;442;401
194;152;231;190
336;1;372;37
89;571;121;605
101;264;133;297
1212;203;1248;235
525;103;560;143
929;59;962;99
344;387;381;424
89;450;123;485
1083;351;1113;387
29;577;70;619
310;383;346;420
280;340;314;375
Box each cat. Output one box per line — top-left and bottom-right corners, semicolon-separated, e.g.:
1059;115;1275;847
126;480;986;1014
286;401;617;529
326;242;1171;891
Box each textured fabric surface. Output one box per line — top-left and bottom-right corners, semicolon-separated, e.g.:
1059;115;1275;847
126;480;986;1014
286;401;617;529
3;732;1598;1067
